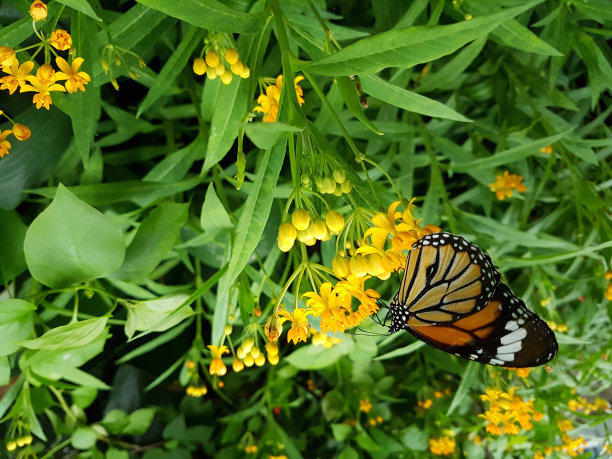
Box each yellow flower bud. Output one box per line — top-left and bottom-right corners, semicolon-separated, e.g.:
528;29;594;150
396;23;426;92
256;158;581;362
16;437;26;447
332;254;350;278
236;346;247;359
333;184;343;196
278;238;294;252
232;358;244;372
326;210;344;233
224;48;239;65
265;341;278;356
367;254;386;277
243;354;254;367
250;346;261;359
292;209;311;231
332;168;346;184
111;78;120;90
192;57;207;75
255;354;266;366
29;1;48;21
224;324;233;335
242;337;254;353
207;71;218;80
205;50;220;68
314;176;325;190
0;46;16;67
215;63;226;76
268;353;279;365
277;222;297;252
230;60;244;75
220;68;233;85
311;218;329;240
12;124;31;141
297;226;316;245
322;176;335;194
340;179;352;194
6;440;17;451
240;66;250;79
349;255;369;278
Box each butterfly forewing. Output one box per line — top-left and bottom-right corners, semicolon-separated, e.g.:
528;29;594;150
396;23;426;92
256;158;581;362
389;232;558;367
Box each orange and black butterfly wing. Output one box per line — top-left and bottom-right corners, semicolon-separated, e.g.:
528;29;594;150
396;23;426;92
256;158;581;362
389;232;558;367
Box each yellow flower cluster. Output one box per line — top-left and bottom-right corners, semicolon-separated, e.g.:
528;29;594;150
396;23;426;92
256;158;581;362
428;436;456;456
311;329;343;348
277;209;344;251
479;387;543;435
304;168;353;196
505;367;531;378
367;415;384;426
185;384;208;397
359;398;373;413
417;398;433;410
540;145;553;154
254;75;305;123
561;434;587;457
5;434;33;452
338;200;439;281
235;338;279;367
568;395;608;414
0;47;90;110
488;171;527;200
208;345;229;376
244;444;258;454
546;321;568;333
193;47;249;85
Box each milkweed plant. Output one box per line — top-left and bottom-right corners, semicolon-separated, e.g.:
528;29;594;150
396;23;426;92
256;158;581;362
0;0;611;458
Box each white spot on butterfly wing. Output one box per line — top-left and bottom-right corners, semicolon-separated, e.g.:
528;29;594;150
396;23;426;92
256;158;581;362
500;328;527;345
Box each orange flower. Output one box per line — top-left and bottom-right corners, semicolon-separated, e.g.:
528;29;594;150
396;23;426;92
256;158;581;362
20;64;66;109
277;307;312;344
29;1;48;21
0;129;13;157
0;58;34;94
55;56;90;93
207;345;229;376
0;46;16;67
50;29;72;51
489;171;527;200
12;124;31;141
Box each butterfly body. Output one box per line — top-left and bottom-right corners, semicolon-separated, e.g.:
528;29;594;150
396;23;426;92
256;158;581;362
389;232;557;367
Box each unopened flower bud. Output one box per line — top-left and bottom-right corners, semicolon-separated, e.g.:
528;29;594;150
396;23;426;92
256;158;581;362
215;64;226;76
291;209;311;231
242;337;254;353
192;57;207;75
349;255;369;277
29;1;48;22
233;358;244;372
332;254;350;278
12;124;31;141
268;353;279;365
224;48;239;65
340;179;352;194
332;168;346;184
220;68;233;84
205;50;220;68
325;210;345;234
255;354;266;366
243;354;254;367
240;66;250;79
311;218;328;240
230;60;244;75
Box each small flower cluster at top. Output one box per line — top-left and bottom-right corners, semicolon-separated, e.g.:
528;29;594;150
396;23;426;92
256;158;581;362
479;387;543;435
0;110;31;158
0;1;91;110
277;208;345;251
253;75;305;122
488;171;527;201
358;399;385;427
192;32;250;85
428;433;456;457
4;415;33;453
302;168;353;196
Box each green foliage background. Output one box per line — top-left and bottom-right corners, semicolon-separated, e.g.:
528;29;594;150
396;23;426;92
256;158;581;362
0;0;611;457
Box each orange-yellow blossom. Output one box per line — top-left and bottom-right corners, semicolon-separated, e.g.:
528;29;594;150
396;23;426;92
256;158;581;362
55;56;90;93
0;59;34;94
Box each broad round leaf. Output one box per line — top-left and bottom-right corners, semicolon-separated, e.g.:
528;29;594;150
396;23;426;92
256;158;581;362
24;184;125;288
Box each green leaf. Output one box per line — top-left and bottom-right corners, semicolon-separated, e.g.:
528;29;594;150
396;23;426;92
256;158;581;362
122;408;156;435
117;320;191;364
321;390;344;421
0;299;36;356
135;0;265;34
298;1;542;75
0;357;8;386
71;426;98;450
0;210;27;283
335;76;383;134
200;183;233;234
102;409;130;435
23;184;125;288
451;128;574;173
360;74;471;122
21;318;107;350
106;448;129;459
125;294;190;339
66;11;102;164
374;341;426;361
0;108;71;209
284;340;354;369
243;122;304;150
203;78;249;172
212;137;286;344
355;431;382;451
71;387;98;409
56;0;102;21
113;202;189;281
137;26;205;116
331;423;352;442
27;177;202;207
447;361;479;415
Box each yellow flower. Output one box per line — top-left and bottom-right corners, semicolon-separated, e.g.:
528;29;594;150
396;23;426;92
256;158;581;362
232;358;244;372
0;129;13;157
359;398;373;413
55;57;90;93
561;434;587;457
428;436;456;456
50;29;72;51
205;50;220;68
12;124;31;141
253;75;305;123
540;145;553;154
220;68;233;85
489;171;527;200
224;48;239;65
332;253;350;278
277;222;297;252
207;345;229;376
0;46;16;67
417;399;433;410
277;307;312;344
29;0;48;21
20;64;66;109
325;210;345;234
558;419;573;432
291;209;311;231
0;58;35;94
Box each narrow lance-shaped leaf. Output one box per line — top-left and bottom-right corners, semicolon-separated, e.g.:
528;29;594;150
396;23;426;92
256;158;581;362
298;0;543;76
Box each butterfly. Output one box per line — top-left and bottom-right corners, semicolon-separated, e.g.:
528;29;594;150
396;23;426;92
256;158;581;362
387;232;558;367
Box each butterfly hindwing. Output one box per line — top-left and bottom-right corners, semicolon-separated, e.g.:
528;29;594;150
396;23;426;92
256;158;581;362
389;232;558;367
